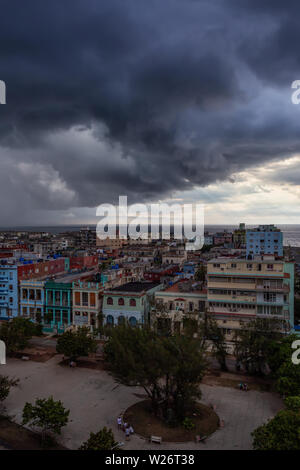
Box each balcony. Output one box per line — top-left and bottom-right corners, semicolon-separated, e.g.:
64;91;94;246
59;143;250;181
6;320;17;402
256;285;289;293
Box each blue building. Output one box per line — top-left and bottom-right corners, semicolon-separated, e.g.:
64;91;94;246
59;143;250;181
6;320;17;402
0;263;18;320
246;225;283;259
183;262;197;277
19;279;45;321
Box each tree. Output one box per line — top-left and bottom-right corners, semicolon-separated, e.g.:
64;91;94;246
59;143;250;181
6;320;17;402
252;396;300;450
104;325;207;423
265;333;300;397
0;317;40;354
266;333;299;375
276;361;300;397
80;427;119;450
203;314;228;371
22;396;70;441
56;326;97;361
234;318;283;375
0;375;19;409
194;264;206;283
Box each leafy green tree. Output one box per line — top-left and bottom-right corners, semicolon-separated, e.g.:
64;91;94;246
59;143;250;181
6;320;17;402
266;334;299;375
22;396;70;441
56;327;97;361
234;318;283;375
276;361;300;397
0;317;40;354
104;325;207;422
252;396;300;450
0;375;19;404
79;427;119;450
265;333;300;397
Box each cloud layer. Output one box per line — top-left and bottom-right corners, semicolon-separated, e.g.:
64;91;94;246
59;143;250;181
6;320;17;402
0;0;300;224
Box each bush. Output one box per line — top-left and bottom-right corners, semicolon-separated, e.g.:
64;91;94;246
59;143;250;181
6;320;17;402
80;427;119;450
182;417;195;430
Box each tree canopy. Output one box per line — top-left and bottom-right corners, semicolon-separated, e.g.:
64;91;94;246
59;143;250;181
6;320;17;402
22;396;70;439
56;326;97;360
0;375;19;404
252;396;300;450
104;325;207;423
80;427;119;450
0;317;41;354
234;318;284;375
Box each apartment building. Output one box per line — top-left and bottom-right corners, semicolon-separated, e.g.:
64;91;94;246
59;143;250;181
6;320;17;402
246;225;283;258
44;269;97;333
72;280;103;330
162;249;187;266
154;280;207;334
207;257;294;345
19;279;45;320
0;264;18;319
213;232;233;246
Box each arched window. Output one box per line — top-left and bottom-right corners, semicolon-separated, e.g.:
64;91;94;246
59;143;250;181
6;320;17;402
129;316;137;327
118;315;125;325
107;297;113;305
129;298;136;307
106;315;114;325
118;298;124;306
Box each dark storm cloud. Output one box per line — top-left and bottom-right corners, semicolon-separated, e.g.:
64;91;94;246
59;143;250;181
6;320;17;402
0;0;300;223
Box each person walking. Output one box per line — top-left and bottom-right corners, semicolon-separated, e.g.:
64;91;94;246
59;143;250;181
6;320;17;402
117;416;122;430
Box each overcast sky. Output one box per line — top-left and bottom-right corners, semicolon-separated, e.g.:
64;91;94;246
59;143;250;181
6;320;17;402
0;0;300;226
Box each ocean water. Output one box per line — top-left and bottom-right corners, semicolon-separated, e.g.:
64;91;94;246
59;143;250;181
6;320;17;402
1;224;300;247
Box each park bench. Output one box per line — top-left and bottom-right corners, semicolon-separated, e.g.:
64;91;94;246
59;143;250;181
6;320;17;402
149;435;162;444
195;435;208;444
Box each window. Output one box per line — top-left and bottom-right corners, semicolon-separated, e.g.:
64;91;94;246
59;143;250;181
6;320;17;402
129;316;137;327
267;264;274;270
75;291;81;306
90;292;96;307
130;298;136;307
106;315;114;325
263;293;276;302
118;298;124;306
107;297;113;305
82;292;88;306
118;315;125;325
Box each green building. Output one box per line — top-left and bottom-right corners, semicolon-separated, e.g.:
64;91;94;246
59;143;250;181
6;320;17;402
44;280;72;333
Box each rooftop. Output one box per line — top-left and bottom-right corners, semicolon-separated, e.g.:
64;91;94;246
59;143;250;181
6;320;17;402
163;280;206;294
108;281;161;293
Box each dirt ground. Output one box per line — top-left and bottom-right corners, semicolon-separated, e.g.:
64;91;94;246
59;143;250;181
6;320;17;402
123;400;219;442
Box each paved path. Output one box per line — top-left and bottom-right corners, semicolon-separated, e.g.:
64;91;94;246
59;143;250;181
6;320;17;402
1;356;283;450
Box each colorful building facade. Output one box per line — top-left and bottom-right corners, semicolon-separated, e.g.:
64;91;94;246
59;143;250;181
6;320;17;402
246;225;283;258
19;279;45;320
207;258;294;347
103;281;161;326
0;264;18;319
72;280;103;330
44;281;72;333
